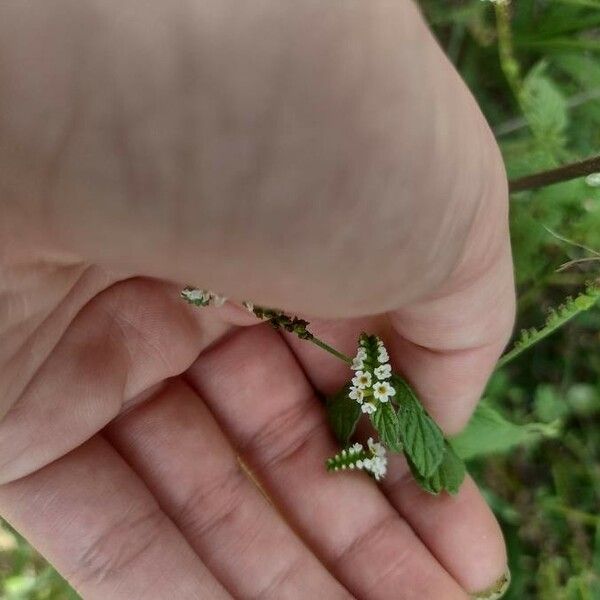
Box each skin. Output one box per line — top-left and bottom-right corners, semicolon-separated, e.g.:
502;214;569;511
0;1;515;598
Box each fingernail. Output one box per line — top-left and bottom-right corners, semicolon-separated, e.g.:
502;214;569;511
471;568;511;600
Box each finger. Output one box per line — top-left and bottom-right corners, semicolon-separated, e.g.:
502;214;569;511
381;464;507;596
388;214;516;433
187;324;469;599
283;164;515;435
106;378;351;599
3;0;505;318
0;277;232;485
0;437;230;600
281;311;509;594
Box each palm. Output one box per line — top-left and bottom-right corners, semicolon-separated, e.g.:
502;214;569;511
1;266;505;599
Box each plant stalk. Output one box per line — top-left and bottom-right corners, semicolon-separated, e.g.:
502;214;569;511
509;154;600;192
308;337;353;365
495;1;522;101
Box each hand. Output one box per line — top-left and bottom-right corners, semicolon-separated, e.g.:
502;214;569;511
0;2;515;598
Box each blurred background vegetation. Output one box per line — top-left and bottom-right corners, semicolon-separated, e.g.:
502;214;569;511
1;0;599;598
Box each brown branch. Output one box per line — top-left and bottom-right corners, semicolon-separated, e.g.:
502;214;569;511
509;154;600;192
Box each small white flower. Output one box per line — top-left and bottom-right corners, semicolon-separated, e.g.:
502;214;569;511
376;339;384;348
368;456;388;481
351;357;364;371
242;301;254;313
352;371;372;389
361;402;377;415
372;381;396;403
367;437;386;458
350;442;363;454
351;348;368;370
374;364;392;380
348;386;364;403
377;349;389;364
356;459;364;469
359;454;387;480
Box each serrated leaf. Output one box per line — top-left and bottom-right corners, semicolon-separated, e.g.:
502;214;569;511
451;401;560;460
427;442;466;495
393;375;445;478
371;402;402;452
326;386;361;446
411;442;466;496
438;443;466;495
520;62;568;156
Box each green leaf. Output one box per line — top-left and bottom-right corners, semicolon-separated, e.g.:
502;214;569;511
534;384;570;423
593;523;600;576
435;443;466;496
409;442;466;496
554;52;600;90
451;401;560;460
326;386;361;446
371;402;402;452
520;62;568;149
393;375;445;478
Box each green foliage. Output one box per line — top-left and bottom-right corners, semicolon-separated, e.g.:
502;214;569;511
419;2;600;596
533;384;570;422
410;442;466;496
325;334;462;495
394;376;446;479
0;521;78;599
326;385;361;446
451;401;559;460
520;62;569;161
497;282;600;368
5;0;600;598
370;402;402;453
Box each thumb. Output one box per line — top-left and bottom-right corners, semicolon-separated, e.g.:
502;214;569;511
3;0;505;321
389;186;515;434
282;168;515;435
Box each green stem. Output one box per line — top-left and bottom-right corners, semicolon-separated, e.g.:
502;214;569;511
496;285;600;370
308;336;353;365
543;501;600;527
248;305;353;365
496;310;583;370
509;154;600;192
495;2;522;101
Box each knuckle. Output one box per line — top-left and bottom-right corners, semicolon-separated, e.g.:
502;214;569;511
175;466;247;538
67;504;167;589
255;556;305;600
240;397;325;471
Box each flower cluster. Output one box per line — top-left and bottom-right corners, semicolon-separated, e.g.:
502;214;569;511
182;292;313;339
325;438;388;481
250;306;313;339
181;287;227;307
349;334;396;414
